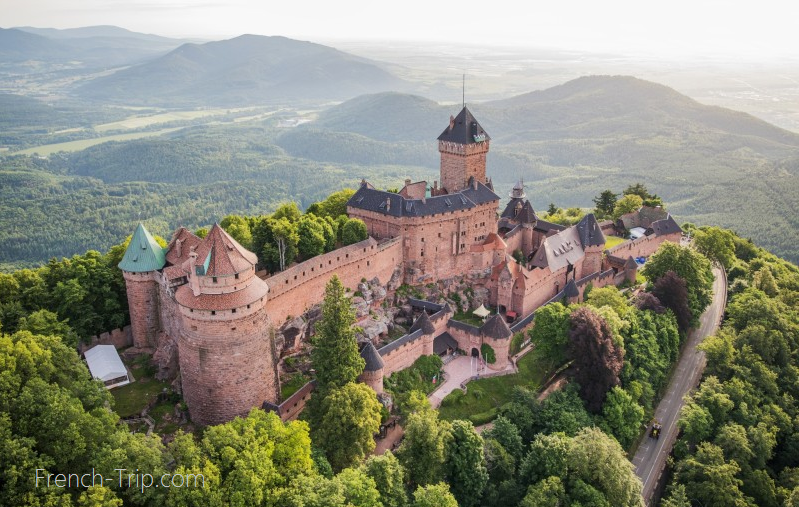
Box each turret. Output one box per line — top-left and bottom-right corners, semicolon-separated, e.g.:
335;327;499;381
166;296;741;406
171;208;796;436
118;223;166;349
437;107;490;193
173;224;278;425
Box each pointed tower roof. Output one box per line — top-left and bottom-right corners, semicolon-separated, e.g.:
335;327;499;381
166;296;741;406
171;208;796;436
481;313;513;340
624;256;639;270
509;179;526;199
118;223;166;273
360;341;384;372
193;224;257;277
410;311;436;335
563;279;580;298
437;107;490;144
576;213;606;248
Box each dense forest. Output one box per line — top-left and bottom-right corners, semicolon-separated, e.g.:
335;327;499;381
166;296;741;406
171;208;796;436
659;229;799;506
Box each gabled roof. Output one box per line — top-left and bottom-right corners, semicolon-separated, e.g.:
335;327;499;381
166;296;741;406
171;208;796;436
347;179;498;218
530;226;585;272
624;256;639;270
118;223;166;273
481;314;513;340
434;332;459;355
193;224;257;277
410;311;436;335
515;201;538;224
84;345;127;382
651;215;682;237
576;213;606;248
360;341;384;372
437;107;490;144
165;227;202;265
533;219;566;234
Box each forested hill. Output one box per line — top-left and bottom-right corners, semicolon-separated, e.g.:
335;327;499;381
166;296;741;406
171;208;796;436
284;76;799;263
76;35;410;106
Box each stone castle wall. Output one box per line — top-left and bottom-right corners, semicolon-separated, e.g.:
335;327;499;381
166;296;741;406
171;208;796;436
439;141;489;192
123;271;161;349
605;232;680;262
177;308;278;426
264;237;403;324
80;326;132;354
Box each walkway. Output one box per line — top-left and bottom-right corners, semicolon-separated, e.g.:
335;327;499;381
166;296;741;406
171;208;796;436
631;267;727;505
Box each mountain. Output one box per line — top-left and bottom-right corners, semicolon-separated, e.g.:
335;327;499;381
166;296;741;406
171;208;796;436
285;76;799;262
76;35;409;106
0;25;188;69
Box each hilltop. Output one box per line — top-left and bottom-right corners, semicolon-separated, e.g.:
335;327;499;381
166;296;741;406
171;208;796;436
76;35;409;106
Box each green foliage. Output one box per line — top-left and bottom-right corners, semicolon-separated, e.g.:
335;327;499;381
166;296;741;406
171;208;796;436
398;407;451;487
342;218;369;246
599;387;645;449
480;343;496;364
528;302;571;366
443;420;488;507
384;355;443;397
411;483;459;507
219;214;252;249
362;451;408;507
311;382;382;472
297;215;328;259
612;194;644;220
311;275;365;390
693;226;736;268
592;189;618;219
623;183;663;208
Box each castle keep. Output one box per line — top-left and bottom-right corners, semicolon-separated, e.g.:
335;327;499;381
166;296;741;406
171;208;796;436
120;107;682;425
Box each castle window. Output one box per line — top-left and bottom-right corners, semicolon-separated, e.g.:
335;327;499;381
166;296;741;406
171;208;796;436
367;261;371;266
421;237;425;242
294;275;297;280
232;309;237;313
235;273;239;280
213;277;218;283
420;250;424;257
438;232;442;238
211;311;216;315
232;327;236;331
191;325;197;331
190;309;193;313
247;304;251;309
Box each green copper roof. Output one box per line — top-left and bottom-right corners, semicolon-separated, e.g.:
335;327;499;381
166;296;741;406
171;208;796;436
118;223;166;273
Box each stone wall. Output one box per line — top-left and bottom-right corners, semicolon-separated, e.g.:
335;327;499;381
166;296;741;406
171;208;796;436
80;326;132;354
123;271;160;349
178;308;279;426
264;237;402;324
605;233;679;261
438;140;489;193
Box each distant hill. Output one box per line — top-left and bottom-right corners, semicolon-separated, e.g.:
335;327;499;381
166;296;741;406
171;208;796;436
288;76;799;262
0;25;187;69
76;35;410;106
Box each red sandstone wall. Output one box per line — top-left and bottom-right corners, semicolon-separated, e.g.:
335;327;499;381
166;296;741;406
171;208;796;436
605;233;679;261
123;271;161;349
439;141;489;193
178;309;278;426
381;334;431;377
80;326;133;354
265;237;402;324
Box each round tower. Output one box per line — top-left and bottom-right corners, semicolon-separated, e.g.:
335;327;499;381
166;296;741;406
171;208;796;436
118;223;166;349
174;224;278;426
358;341;385;395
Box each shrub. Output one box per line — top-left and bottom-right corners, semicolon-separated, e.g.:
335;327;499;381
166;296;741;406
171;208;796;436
481;343;496;364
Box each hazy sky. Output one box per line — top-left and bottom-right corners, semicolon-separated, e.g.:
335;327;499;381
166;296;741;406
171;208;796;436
5;0;798;58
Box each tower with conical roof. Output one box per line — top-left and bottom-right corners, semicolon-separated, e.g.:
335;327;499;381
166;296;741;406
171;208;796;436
118;223;166;349
437;107;490;193
173;223;278;426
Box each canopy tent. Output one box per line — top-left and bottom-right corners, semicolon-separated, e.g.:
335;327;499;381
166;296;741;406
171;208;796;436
473;304;491;318
84;345;130;389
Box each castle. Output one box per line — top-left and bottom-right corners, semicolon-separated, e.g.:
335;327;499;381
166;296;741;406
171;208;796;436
118;107;682;426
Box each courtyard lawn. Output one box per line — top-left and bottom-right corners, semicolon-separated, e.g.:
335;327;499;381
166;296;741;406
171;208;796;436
438;347;555;425
111;375;167;418
452;310;489;327
604;235;627;249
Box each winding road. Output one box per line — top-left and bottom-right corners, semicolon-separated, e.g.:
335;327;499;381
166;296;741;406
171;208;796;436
632;267;726;505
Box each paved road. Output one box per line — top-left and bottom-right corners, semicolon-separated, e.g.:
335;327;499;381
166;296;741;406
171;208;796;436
632;267;726;505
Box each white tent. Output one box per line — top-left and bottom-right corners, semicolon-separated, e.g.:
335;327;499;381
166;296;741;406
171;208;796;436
84;345;130;389
629;227;647;240
473;304;491;319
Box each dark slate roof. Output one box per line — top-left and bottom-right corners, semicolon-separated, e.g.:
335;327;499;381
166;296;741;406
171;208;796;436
481;314;513;340
441;302;454;315
410;311;436;335
447;319;481;335
651;215;682;237
576;213;606;248
348;179;498;218
118;223;166;273
501;198;525;219
360;341;384;371
624;256;639;270
437;107;490;144
510;312;535;333
434;332;459;355
534;219;566;234
378;329;424;356
408;298;444;312
563;279;580;298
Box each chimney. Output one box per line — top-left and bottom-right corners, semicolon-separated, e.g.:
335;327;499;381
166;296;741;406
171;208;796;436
449;115;455;131
405;178;411;187
175;238;183;258
386;198;391;211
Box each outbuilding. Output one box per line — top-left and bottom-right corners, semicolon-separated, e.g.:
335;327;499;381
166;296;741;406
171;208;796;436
84;345;130;389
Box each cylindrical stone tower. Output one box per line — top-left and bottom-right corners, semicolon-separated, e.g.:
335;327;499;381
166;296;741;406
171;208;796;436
118;223;166;349
174;224;278;426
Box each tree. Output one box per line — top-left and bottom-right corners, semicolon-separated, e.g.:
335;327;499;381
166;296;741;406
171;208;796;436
641;242;714;327
528;302;571;365
362;451;408;507
311;275;365;390
612;194;644;220
272;202;302;222
520;476;566;507
443;420;488;507
623;183;663;208
673;442;750;507
693;226;735;268
297;215;327;259
660;484;692;507
482;416;523;461
586;286;632;319
599;387;645;448
753;267;779;296
311;382;382;471
518;432;572;488
17;309;79;347
411;483;459;507
270;217;300;271
593;190;618;219
342;218;368;246
398;408;451;487
318;189;356;218
78;485;123;507
568;306;624;413
220;215;253;249
652;271;691;334
568;427;645;507
547;203;559;216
